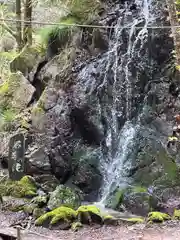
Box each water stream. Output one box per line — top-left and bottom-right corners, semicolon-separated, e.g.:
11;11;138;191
98;0;153;204
76;0;166;206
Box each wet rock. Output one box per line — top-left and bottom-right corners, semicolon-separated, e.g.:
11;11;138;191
72;161;102;198
47;185;81;210
48;147;72;184
90;28;108;53
105;187;125;210
122;190;158;217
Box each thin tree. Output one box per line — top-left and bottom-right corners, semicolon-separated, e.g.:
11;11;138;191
16;0;23;50
23;0;32;45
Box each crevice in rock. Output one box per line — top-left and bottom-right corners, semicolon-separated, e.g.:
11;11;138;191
27;59;48;106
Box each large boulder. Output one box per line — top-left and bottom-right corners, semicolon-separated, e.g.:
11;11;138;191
0;72;35;112
47;185;81;210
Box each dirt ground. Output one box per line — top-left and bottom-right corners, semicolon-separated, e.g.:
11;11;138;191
1;211;180;240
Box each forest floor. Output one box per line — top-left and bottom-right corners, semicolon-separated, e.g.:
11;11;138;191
1;211;180;240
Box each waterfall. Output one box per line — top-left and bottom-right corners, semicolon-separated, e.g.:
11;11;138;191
98;0;153;204
76;0;162;205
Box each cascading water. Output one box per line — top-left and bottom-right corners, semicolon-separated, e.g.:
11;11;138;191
98;0;153;204
75;0;171;207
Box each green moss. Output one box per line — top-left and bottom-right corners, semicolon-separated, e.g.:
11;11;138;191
71;222;83;231
126;218;144;224
173;209;180;219
103;215;114;220
0;81;9;94
0;108;16;131
0;176;37;198
148;212;171;223
35;206;76;226
76;205;102;224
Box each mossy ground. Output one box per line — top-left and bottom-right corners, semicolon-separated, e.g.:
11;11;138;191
148;212;171;223
0;176;37;198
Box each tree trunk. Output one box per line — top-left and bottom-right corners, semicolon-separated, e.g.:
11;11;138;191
23;0;32;45
16;0;22;50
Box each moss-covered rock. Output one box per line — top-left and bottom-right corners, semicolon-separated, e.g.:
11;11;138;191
76;205;103;224
47;185;81;210
147;211;171;223
0;175;37;198
35;206;76;227
0;72;35;131
71;221;83;231
173;209;180;219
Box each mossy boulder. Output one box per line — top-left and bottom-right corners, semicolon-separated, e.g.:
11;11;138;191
76;205;103;224
47;185;81;210
35;206;76;228
126;217;144;224
0;176;37;198
173;209;180;219
147;211;171;223
0;72;35;115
